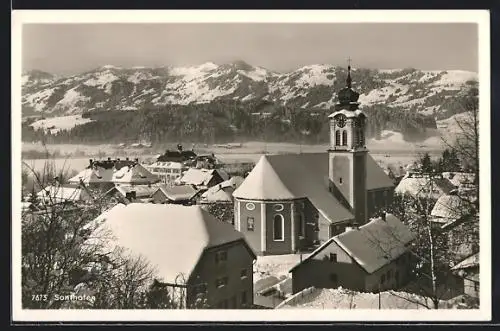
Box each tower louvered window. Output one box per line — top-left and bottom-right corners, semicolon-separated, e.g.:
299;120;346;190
335;130;341;146
342;131;348;146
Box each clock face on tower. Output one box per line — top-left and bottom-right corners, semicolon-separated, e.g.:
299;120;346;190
336;115;346;128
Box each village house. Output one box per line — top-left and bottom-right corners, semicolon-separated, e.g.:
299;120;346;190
151;184;200;205
105;184;160;203
289;213;415;294
94;203;256;309
200;176;245;205
175;168;228;191
69;158;160;189
232;66;394;255
156;145;197;163
37;184;93;204
430;193;478;262
451;252;479;299
144;161;188;184
394;172;456;200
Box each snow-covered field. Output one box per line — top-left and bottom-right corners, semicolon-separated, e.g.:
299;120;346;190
29;115;94;134
279;287;450;309
21;139;441;175
254;253;308;283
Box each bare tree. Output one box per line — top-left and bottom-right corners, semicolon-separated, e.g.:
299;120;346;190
441;86;479;200
381;178;478;309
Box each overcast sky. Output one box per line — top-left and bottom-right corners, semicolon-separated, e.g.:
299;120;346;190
22;23;478;75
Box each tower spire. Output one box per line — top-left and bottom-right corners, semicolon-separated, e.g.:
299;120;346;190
346;57;352;88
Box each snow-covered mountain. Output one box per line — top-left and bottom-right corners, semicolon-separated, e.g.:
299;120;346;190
21;61;478;119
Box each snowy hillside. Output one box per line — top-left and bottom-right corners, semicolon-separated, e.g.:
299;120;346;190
22;62;478;120
30;115;95;134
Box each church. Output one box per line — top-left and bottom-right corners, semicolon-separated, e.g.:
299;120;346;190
232;64;395;256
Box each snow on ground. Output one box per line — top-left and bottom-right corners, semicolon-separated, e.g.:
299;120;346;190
168;62;218;79
55;88;91;112
127;71;159;84
368;130;444;152
294;65;335;87
254;253;308;282
431;71;478;90
279;287;447;309
23;88;56;112
30;115;94;134
83;71;119;89
237;67;268;82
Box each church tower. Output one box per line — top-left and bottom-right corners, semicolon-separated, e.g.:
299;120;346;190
328;61;368;225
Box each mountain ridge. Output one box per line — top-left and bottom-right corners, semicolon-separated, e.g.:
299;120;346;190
22;61;478;121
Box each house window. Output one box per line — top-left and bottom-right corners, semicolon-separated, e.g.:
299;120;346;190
245;203;255;211
329;253;337;263
240;268;248;279
387;270;392;280
241;290;248;305
273;214;284;241
298;214;305;238
342;131;348;146
247;217;255;231
335;130;341;146
273;204;284;212
330;273;338;283
215;276;228;289
381;274;386;284
215;250;227;264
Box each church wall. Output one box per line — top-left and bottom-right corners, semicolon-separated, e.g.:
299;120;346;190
235;199;263;255
265;201;292;255
329;154;351;205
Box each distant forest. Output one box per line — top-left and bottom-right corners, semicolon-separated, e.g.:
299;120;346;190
22;99;437;145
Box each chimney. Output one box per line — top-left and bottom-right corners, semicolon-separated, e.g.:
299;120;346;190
126;157;129;161
108;157;111;161
381;211;387;222
89;159;93;166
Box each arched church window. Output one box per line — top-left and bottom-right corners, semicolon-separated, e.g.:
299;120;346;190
273;214;284;241
335;130;341;146
342;131;348;146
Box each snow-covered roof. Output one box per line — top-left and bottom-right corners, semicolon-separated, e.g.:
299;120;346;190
201;187;234;203
156;184;199;201
176;168;222;187
334;215;414;274
451;252;479;271
328;109;366;119
94;203;254;284
37;185;91;203
112;164;159;185
233;153;393;223
442;172;476;187
291;214;414;274
68;167;114;184
395;175;455;198
431;194;473;219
